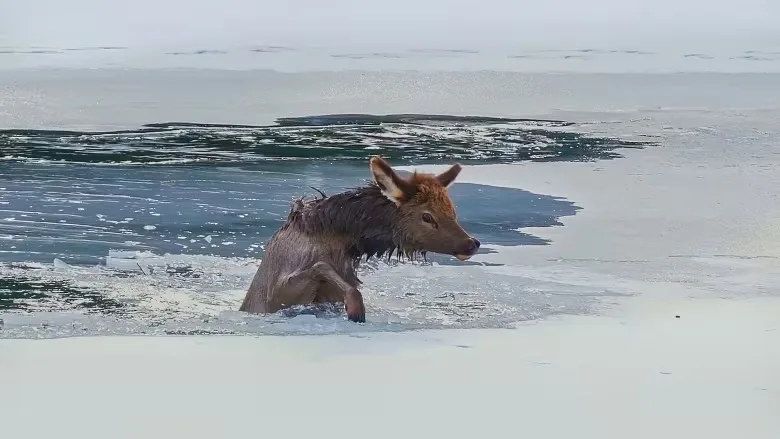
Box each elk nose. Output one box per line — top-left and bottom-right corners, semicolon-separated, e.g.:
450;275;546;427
466;238;480;254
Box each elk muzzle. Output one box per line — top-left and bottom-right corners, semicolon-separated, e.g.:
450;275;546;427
454;237;481;261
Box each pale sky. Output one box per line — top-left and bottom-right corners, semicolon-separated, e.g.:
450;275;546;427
1;0;778;50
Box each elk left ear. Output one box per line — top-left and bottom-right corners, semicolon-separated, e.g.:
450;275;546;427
369;156;416;205
436;163;462;187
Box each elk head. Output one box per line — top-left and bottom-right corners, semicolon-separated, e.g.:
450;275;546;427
369;156;481;261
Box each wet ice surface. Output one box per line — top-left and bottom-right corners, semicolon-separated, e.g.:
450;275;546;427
0;251;620;338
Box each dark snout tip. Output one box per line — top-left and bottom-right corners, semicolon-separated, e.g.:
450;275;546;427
455;237;481;262
465;237;480;254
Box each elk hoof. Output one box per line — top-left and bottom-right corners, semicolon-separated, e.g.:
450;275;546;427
345;291;366;323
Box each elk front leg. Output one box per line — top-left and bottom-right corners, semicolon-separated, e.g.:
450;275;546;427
270;262;365;323
309;262;366;323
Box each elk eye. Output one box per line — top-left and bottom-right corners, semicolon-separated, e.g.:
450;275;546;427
422;213;434;224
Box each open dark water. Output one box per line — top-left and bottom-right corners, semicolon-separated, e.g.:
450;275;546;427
0;113;650;337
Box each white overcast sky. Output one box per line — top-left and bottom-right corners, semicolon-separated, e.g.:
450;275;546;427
1;0;778;49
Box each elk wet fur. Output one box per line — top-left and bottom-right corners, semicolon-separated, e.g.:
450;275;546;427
239;156;480;323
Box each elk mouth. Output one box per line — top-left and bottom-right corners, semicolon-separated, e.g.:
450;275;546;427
454;253;473;261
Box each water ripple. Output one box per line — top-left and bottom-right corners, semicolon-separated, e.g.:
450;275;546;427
0;114;650;166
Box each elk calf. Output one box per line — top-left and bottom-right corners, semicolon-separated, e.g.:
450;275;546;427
239;156;480;322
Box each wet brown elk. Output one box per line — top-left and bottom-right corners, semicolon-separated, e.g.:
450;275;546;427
239;156;480;322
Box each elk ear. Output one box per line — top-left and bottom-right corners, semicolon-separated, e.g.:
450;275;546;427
369;156;415;205
436;163;462;187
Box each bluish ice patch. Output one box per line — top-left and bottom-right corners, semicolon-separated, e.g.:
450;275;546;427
0;161;577;265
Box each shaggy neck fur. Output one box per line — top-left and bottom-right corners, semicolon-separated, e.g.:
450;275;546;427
283;182;419;261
